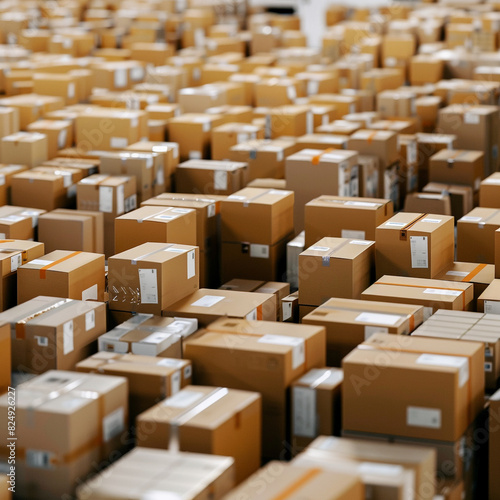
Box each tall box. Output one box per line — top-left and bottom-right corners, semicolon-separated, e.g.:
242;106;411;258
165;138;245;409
375;212;455;279
108;243;199;315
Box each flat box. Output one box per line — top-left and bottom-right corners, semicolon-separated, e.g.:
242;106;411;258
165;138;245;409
0;208;33;241
348;129;398;167
255;282;290;321
0;132;48;168
211;123;264;161
375;212;455;279
423;182;473;221
403;193;452;216
477;279;500;313
304;195;394;247
429;150;484;192
76;352;191;422
0;323;9;394
76;448;235;500
362;275;474;318
220;279;266;292
17;250;105;304
0;164;29;205
0;296;105;373
291;368;343;451
175;159;247;196
223;462;363;500
184;318;325;459
222;188;294;245
108;243;199;315
136;385;261;483
26;119;72;160
0;370;128;500
457;208;500;264
302;298;423;367
490;390;500;500
114;206;197;254
299;237;375;307
163;289;276;327
479;172;500;208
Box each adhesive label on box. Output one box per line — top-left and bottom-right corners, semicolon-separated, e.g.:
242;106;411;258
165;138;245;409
110;137;128;149
26;450;54;469
99;186;113;213
187;249;196;279
250;244;269;259
30;259;53;266
0;175;5;186
155;214;175;221
407;142;417;164
460;216;482;222
35;336;48;347
344;201;378;208
464;112;480;124
485;362;493;373
114;68;127;88
423;288;461;297
237;133;249;144
184;364;192;379
130;66;144;82
67;83;75;99
365;325;389;340
355;312;401;326
207;204;216;218
10;253;21;273
58;129;68;150
310;246;330;252
385;221;406;227
306;110;313;134
139;269;158;304
246;308;257;321
349;240;371;246
342;229;366;239
102;407;125;442
407;406;442;429
446;271;468;278
117;184;125;215
485;300;500;315
359;462;403;478
171;370;181;395
410;235;428;269
189;150;202;160
307;80;319;96
214;170;227;190
191;295;224;308
82;284;97;301
282;302;292;321
164;390;204;408
63;320;74;355
421;218;441;224
292;387;316;438
287;86;297;101
417;354;469;387
85;310;95;331
258;335;305;369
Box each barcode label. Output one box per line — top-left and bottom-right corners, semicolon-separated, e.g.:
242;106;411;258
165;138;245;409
102;407;125;442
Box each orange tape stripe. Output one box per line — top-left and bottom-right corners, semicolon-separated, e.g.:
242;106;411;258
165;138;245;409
311;147;335;166
272;468;322;500
366;131;378;144
462;264;487;283
409;314;415;332
40;251;82;279
257;305;263;320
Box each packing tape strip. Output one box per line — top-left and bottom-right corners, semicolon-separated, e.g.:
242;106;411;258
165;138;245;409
131;243;174;264
311;147;335;166
39;251;82;279
462;263;488;283
271;468;322;500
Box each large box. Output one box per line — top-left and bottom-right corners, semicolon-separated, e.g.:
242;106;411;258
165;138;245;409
136;385;261;483
108;243;199;315
0;370;128;500
375;212;455;279
304;195;393;247
302;298;423;366
299;237;375;307
17;250;105;303
114;206;197;254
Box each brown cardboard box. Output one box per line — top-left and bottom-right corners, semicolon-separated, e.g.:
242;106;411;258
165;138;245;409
357;155;380;198
0;370;128;500
76;448;235;500
299;237;375;307
403;193;452;216
0;165;28;205
490;390;500;500
90;60;146;90
255;78;305;108
108;243;199;315
17;250;105;304
376;89;417;118
479;172;500;208
375;212;454;279
304;195;393;247
219;279;266;292
302;298;423;366
184;318;325;458
457;208;500;264
175;159;247;196
0;132;48;167
0;296;105;373
255;282;290;321
291;368;343;451
77;352;191;422
295;134;348;151
267;105;313;139
0;323;9;394
211;123;265;161
26;119;73;160
423;183;473;221
343;333;484;442
0;94;63;130
348;129;398;167
33;72;81;106
362;276;474;318
163;289;276;326
477;280;500;314
0;107;19;138
281;291;299;323
415;95;442;132
136;385;261;483
0;208;34;240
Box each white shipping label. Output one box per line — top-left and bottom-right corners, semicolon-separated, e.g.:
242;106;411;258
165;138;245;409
130;66;144;82
58;129;68;150
344;201;378;207
157;358;185;368
385;221;406;227
29;259;53;266
116;184;125;215
460;216;482;222
355;312;401;326
307;80;319;96
214;170;228;191
189;150;202;160
35;336;48;347
417;354;469;387
282;302;292;321
485;300;500;315
184;364;192;379
250;244;270;259
114;68;127;89
421;218;441;224
102;407;125;442
237;133;249;144
85;310;95;331
170;370;181;395
10;253;21;273
165;390;204;408
485;362;493;373
110;137;128;149
67;82;75;99
26;450;53;469
82;284;97;301
464;112;480;125
410;235;428;269
310;246;330;252
407;406;442;429
446;271;469;277
293;387;317;438
306;111;313;134
258;335;305;370
423;288;461;297
407;142;417;165
63;320;74;355
0;175;4;186
99;186;114;213
207;204;216;218
191;295;224;308
187;250;196;279
342;229;366;239
139;269;158;304
156;167;165;186
365;325;389;340
349;240;371;246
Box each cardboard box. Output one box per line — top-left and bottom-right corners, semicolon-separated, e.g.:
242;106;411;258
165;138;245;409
0;106;19;138
175;159;248;196
163;289;276;327
136;385;261;483
26;119;72;160
302;298;423;366
17;250;105;304
254;282;290;321
304;195;393;247
477;280;500;314
479;172;500;208
0;207;34;240
348;129;398;168
343;333;484;442
282;291;299;323
362;276;474;318
375;212;455;279
184;318;325;458
403;193;452;216
291;368;343;451
76;448;235;500
0;370;128;500
0;94;63;130
114;206;197;254
490;390;500;500
0;165;28;205
415;96;442;132
219;279;266;292
423;182;473;221
0;132;48;167
410;55;444;85
211;123;265;161
108;243;199;315
299;237;375;307
358;155;381;198
457;208;500;264
223;462;363;500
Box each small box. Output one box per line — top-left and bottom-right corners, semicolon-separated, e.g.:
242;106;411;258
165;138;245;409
0;132;48;167
0;207;34;240
254;282;290;321
219;279;266;292
0;164;28;205
211;123;265;161
0;94;63;130
108;243;199;315
403;193;452;215
376;89;417;118
281;291;299;323
410;55;444;85
17;250;105;303
477;280;500;314
479;172;500;208
348;129;398;168
423;182;473;221
26;119;72;159
299;237;375;307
